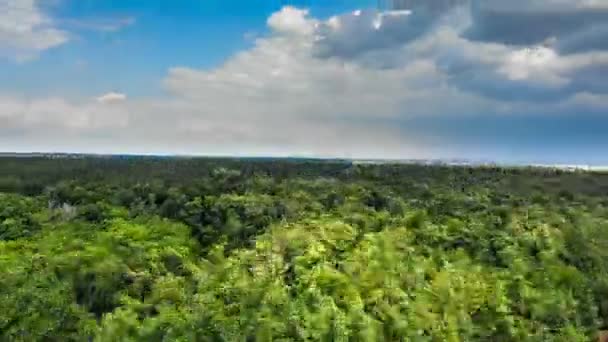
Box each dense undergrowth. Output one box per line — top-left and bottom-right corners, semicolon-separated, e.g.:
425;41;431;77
1;157;608;341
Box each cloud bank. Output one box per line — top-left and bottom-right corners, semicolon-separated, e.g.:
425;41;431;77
1;0;607;162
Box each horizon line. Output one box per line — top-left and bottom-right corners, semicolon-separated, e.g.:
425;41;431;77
1;151;607;171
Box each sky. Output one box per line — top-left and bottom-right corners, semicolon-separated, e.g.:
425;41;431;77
1;0;608;165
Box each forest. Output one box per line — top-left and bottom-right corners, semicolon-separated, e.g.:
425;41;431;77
2;155;608;341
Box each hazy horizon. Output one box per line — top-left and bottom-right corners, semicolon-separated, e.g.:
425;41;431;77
3;150;608;168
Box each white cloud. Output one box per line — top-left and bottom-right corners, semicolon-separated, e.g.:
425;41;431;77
267;7;317;36
96;92;127;104
417;25;608;101
0;0;69;61
498;47;565;84
0;95;129;132
1;3;608;159
566;92;608;110
60;16;136;33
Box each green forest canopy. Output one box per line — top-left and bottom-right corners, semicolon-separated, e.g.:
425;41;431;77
2;156;608;341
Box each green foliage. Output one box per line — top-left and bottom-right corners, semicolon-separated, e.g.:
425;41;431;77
0;193;42;240
1;156;608;340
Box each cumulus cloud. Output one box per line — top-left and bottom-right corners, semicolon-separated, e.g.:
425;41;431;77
0;0;69;61
96;92;127;104
313;0;471;60
1;2;607;160
267;7;317;36
409;18;608;102
313;9;431;59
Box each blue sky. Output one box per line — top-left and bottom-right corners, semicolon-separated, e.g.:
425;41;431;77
1;0;608;164
0;0;363;86
1;0;376;96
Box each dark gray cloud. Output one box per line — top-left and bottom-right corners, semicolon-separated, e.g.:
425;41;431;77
312;0;471;60
465;0;608;54
313;9;434;59
557;23;608;54
314;0;608;61
466;8;605;45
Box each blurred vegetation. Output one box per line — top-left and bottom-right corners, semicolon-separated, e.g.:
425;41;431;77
1;156;608;340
